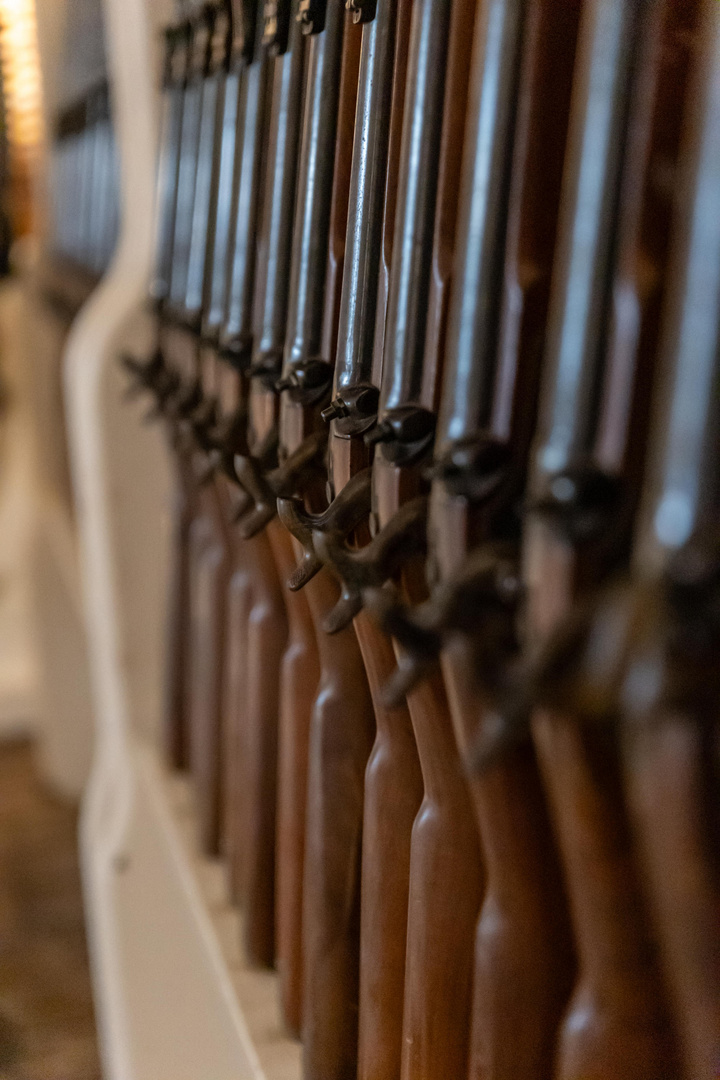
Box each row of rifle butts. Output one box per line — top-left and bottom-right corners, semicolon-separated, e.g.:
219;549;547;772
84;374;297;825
121;0;720;1076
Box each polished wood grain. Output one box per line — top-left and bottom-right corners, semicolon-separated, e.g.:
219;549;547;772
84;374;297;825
269;517;320;1037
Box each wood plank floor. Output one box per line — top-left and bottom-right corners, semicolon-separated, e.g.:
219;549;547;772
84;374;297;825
0;740;100;1080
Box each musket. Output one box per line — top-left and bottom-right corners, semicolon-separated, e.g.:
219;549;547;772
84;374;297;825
186;0;260;860
188;0;287;962
619;11;720;1069
200;0;314;997
166;1;213;323
303;0;483;1075
269;5;371;1076
514;5;720;1072
364;0;584;1076
223;0;314;1026
180;0;237;828
183;0;234;332
214;0;297;971
177;0;262;857
171;0;237;779
157;0;267;855
326;5;420;1080
367;4;483;1078
276;0;419;1074
477;0;699;1075
149;13;190;308
124;4;196;771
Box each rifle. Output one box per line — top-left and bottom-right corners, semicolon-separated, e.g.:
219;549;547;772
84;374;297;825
620;10;720;1067
184;0;263;887
366;4;483;1077
328;5;420;1080
223;0;364;1036
216;0;311;971
131;9;192;769
275;0;419;1074
236;0;313;1026
487;0;698;1075
181;0;271;858
266;5;372;1076
126;0;213;784
515;5;720;1072
123;0;227;836
189;0;287;966
301;0;483;1074
365;0;583;1076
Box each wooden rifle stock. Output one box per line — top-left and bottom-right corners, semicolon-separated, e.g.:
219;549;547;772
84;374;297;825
617;9;720;1072
517;18;719;1073
276;5;374;1076
362;0;483;1075
345;7;422;1079
520;0;698;1074
269;516;319;1034
187;358;233;853
290;2;423;1073
230;0;313;1025
164;446;197;769
411;0;584;1075
181;1;255;855
216;0;293;965
151;13;194;769
133;0;720;1076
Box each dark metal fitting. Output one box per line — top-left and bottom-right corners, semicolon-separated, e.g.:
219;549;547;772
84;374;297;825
120;351;165;391
363;585;440;706
262;0;291;55
531;463;623;543
208;1;231;72
364;405;436;465
665;524;720;618
249;348;285;388
468;534;720;775
232;454;276;533
297;0;326;35
381;647;435;708
219;331;253;373
466;694;534;776
195;449;223;487
368;543;523;701
165;22;192;88
189;5;214;79
314;496;428;632
209;408;250;474
478;581;635;759
137;364;182;420
345;0;377;24
430;435;514;501
276;358;334;404
233;428;328;538
276;469;373;591
155;369;183;410
228;0;256;65
322;384;380;435
230;484;253;520
190;397;220;452
168;378;204;421
321;397;347;423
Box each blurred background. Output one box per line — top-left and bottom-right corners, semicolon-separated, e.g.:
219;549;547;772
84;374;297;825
0;1;115;1075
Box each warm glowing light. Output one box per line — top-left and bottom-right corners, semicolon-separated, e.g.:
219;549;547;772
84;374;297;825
0;0;44;155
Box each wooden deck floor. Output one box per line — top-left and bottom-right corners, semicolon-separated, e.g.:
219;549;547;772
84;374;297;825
0;740;100;1080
